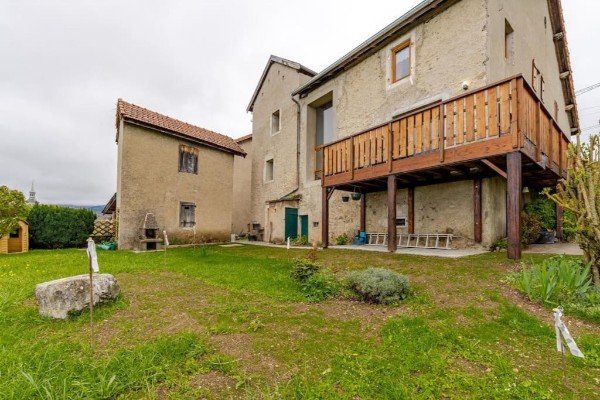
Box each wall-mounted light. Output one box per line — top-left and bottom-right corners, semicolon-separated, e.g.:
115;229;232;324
462;81;470;91
522;186;530;193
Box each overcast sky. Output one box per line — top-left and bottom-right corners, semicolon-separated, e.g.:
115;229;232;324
1;1;599;205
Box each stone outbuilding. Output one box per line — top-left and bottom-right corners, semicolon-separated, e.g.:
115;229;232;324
113;99;246;250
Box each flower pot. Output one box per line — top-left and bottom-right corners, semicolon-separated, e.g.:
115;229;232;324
342;196;350;203
351;192;362;201
536;230;556;244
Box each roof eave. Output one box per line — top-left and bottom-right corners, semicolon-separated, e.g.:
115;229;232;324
247;55;317;112
292;0;451;97
122;118;247;157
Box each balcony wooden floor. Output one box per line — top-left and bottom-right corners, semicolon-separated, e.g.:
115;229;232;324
317;75;570;192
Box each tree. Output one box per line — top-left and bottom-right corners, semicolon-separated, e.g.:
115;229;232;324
546;134;600;286
0;185;28;237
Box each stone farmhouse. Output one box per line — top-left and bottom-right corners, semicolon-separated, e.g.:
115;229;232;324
112;99;245;251
244;0;578;259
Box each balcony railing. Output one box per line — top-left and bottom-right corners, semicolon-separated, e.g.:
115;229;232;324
316;75;569;187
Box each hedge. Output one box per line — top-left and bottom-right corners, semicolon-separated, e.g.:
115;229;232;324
27;205;96;249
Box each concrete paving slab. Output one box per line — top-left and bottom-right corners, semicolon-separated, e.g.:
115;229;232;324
523;242;583;256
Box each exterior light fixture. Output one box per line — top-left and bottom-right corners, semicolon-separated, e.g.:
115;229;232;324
522;186;530;193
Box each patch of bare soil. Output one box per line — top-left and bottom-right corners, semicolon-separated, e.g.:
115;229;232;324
191;370;242;399
210;333;294;383
89;271;219;352
295;299;409;331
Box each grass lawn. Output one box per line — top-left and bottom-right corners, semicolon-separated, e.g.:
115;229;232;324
1;245;599;399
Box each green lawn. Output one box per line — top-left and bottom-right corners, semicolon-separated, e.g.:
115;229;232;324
1;245;599;399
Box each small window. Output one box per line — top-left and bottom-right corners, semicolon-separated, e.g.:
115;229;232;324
264;158;274;182
396;217;407;227
532;60;541;93
504;19;514;60
9;229;19;238
271;110;280;135
392;40;411;83
179;145;198;174
179;202;196;227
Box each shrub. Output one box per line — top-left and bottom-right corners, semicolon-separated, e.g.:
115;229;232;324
509;256;592;304
291;235;309;246
27;204;96;249
300;273;341;302
290;259;321;283
335;233;349;245
521;212;541;245
490;237;508;251
346;267;411;304
524;196;556;231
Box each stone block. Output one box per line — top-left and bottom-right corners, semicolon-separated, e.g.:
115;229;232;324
35;274;120;319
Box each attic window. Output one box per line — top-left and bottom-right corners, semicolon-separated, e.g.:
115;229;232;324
504;19;514;60
180;202;196;228
271;110;280;135
9;229;19;238
392;40;411;83
179;145;198;174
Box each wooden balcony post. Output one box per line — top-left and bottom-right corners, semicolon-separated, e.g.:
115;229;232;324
360;194;366;232
556;203;564;241
387;175;397;252
439;103;445;162
350;137;355;180
513;78;522;148
408;186;415;235
474;178;482;243
507;152;522;259
536;102;542;162
388;122;393;172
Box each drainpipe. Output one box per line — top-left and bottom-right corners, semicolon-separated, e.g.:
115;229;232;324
291;95;301;192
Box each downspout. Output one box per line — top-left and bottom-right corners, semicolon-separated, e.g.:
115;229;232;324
290;95;302;193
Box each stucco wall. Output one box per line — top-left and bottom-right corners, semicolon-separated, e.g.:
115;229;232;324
116;122;234;250
486;0;570;132
249;62;313;234
232;137;252;234
361;178;505;247
294;0;489;244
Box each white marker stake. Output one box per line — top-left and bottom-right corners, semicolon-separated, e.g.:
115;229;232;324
287;237;290;250
86;238;99;352
553;307;584;358
163;230;169;269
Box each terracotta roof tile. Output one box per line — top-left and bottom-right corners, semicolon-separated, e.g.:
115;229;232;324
235;133;252;143
116;99;246;156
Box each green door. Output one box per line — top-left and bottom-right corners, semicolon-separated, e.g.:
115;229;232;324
300;215;309;238
284;208;299;240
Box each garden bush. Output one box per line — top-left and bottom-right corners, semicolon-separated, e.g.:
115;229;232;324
27;204;96;249
291;235;309;246
346;267;411;304
521;212;542;245
508;255;600;322
524;196;556;231
290;259;321;282
291;258;340;302
335;233;349;245
300;273;341;302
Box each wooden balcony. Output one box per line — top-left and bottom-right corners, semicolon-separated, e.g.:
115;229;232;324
317;75;570;192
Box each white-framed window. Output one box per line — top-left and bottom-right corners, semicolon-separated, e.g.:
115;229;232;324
179;202;196;227
264;158;274;182
271;109;281;135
